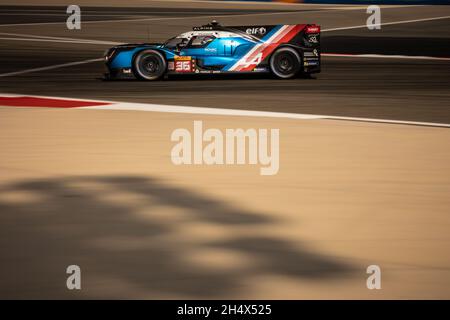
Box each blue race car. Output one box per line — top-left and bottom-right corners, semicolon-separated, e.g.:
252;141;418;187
104;21;320;80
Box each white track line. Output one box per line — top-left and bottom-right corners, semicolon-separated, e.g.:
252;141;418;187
86;101;450;128
87;102;323;119
0;5;421;27
318;115;450;128
1;93;448;128
0;11;309;27
0;32;122;45
0;37;120;45
322;15;450;32
0;13;154;17
323;53;450;61
0;58;102;78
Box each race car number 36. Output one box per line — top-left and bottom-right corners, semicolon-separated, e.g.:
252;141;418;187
175;57;193;72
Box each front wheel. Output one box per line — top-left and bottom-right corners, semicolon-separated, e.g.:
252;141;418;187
269;47;302;79
133;49;166;81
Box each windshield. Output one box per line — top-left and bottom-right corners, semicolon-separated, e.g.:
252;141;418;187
163;37;188;50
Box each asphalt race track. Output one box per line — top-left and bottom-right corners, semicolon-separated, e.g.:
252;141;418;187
0;3;449;123
1;1;450;299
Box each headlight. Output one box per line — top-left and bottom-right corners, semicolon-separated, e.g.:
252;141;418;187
104;49;115;62
103;49;110;62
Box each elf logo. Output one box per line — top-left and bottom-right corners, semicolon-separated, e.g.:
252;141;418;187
246;27;266;35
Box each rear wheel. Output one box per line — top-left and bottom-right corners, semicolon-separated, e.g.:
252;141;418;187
270;47;301;79
133;49;166;81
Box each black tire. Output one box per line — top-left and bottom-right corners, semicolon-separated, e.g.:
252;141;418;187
133;49;166;81
269;47;302;79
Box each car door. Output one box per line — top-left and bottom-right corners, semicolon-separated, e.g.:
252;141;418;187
180;35;215;57
181;35;234;70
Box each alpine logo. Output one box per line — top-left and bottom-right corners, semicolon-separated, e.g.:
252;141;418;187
246;27;266;35
228;25;304;72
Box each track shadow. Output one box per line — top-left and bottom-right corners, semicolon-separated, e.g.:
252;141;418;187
101;72;314;82
0;175;354;298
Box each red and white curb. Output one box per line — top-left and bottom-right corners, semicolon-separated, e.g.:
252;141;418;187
0;94;109;108
1;94;449;128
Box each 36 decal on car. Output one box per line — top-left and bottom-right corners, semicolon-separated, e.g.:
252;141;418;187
174;56;193;73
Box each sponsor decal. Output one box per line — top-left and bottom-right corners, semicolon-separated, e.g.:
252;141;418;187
304;61;318;66
246;27;266;36
175;56;192;61
229;24;304;72
175;56;193;72
306;25;320;34
253;67;268;72
241;52;263;69
193;26;213;31
308;35;318;43
168;61;175;71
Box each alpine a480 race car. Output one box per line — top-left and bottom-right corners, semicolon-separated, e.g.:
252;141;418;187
104;21;320;80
